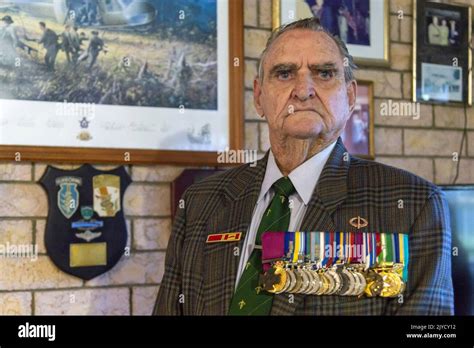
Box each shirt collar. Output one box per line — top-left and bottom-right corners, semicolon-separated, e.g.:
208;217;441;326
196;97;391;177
258;141;337;205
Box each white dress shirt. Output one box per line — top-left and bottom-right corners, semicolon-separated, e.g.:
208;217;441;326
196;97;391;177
235;141;337;286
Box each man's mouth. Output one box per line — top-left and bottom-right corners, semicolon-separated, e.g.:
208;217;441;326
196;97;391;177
289;108;317;115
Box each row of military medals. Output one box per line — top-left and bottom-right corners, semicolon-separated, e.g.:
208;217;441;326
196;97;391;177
259;232;408;298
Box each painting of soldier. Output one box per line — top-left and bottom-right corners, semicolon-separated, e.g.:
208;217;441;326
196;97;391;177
0;0;218;110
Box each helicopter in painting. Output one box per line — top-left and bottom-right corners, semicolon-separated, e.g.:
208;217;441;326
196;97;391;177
0;0;157;29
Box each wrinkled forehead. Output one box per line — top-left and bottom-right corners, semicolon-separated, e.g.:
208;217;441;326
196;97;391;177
263;29;344;70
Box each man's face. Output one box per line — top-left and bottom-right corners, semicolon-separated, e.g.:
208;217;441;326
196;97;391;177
254;29;357;144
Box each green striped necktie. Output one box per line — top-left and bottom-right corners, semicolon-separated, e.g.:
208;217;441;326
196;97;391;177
228;176;296;315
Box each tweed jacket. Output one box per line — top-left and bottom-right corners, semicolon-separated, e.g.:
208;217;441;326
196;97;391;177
154;138;454;315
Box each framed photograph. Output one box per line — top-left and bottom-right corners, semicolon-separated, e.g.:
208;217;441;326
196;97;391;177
272;0;390;66
341;80;374;159
0;0;244;164
425;6;461;47
413;0;472;105
421;62;463;102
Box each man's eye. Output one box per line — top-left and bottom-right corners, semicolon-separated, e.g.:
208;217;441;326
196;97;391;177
277;71;292;80
317;70;335;80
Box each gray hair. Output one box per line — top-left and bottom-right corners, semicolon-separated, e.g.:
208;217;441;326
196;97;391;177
257;17;357;83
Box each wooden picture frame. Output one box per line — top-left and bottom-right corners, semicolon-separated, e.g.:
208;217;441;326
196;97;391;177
0;0;244;165
413;0;472;106
272;0;390;66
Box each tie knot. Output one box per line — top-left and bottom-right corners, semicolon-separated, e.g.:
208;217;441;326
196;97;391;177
272;177;295;197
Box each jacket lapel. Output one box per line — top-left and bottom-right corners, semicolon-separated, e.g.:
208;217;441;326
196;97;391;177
271;138;350;315
202;154;268;314
302;138;349;231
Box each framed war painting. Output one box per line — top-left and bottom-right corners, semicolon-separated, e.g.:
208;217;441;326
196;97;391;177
272;0;390;66
0;0;243;164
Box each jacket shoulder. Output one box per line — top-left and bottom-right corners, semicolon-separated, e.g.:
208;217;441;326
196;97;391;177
184;162;254;197
179;162;258;224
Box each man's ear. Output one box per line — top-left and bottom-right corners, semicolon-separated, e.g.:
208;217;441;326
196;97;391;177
347;79;357;114
253;78;265;118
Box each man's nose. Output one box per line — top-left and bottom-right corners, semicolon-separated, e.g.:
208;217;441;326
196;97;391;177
291;74;316;101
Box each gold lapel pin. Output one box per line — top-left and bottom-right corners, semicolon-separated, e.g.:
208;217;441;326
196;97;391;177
349;216;368;229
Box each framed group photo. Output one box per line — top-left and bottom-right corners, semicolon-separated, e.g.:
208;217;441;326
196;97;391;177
272;0;390;66
0;0;243;164
413;0;472;105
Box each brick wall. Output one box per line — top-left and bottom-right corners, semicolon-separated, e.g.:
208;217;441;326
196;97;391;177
0;0;473;315
361;0;474;184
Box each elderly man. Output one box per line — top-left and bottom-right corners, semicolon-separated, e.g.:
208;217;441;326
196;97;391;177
154;17;453;315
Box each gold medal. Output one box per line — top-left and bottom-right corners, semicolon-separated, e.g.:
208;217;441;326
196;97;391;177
269;262;288;294
316;270;330;295
323;270;336;295
278;265;293;294
274;269;289;294
364;269;383;297
380;271;404;297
